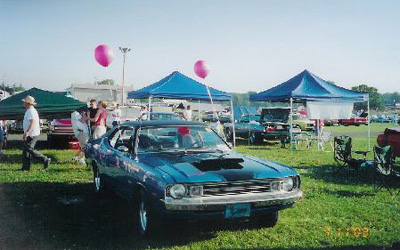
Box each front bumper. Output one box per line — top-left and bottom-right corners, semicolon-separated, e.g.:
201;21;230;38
163;190;303;211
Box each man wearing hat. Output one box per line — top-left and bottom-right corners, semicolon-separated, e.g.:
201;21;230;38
21;95;51;170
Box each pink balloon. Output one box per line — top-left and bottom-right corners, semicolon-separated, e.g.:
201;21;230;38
194;60;210;79
94;45;114;67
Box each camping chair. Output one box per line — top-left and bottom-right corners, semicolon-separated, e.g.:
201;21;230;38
333;136;369;170
373;145;400;194
318;131;334;151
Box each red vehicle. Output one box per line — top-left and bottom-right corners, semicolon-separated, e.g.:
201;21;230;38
377;128;400;156
47;119;80;149
339;113;368;126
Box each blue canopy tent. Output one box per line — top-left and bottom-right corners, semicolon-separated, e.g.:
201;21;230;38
127;71;237;145
250;70;370;149
128;71;232;101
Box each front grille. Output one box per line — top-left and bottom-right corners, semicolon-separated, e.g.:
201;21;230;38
202;179;275;197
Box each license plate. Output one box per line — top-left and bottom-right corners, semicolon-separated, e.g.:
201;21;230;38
225;203;251;219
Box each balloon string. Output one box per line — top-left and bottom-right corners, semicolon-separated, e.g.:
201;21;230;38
205;83;220;123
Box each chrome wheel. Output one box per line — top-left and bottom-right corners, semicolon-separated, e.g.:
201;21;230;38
249;132;255;145
94;168;101;192
139;200;148;233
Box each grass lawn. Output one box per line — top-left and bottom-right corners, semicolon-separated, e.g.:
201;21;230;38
1;123;400;250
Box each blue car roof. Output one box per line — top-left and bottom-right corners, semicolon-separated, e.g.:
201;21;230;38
120;120;206;128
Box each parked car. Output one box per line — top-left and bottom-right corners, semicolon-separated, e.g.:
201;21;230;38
8;120;24;134
8;119;45;134
292;114;315;131
370;115;393;123
225;114;265;144
323;119;339;126
377;128;400;156
47;118;79;148
260;107;302;139
339;112;368;126
138;112;182;121
202;113;218;122
85;120;302;235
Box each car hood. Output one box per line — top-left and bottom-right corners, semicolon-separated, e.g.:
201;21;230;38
138;151;298;183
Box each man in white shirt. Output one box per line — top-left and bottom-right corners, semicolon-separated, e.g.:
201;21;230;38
184;105;193;121
71;108;89;164
21;96;51;171
111;104;122;127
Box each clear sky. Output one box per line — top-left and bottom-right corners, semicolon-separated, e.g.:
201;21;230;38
1;0;400;94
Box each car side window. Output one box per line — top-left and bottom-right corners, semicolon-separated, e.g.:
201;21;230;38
115;127;134;151
109;128;122;148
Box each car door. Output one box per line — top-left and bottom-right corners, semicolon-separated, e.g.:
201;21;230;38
101;127;123;191
108;126;136;199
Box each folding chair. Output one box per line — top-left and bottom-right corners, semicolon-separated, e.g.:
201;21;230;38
373;145;400;194
318;131;334;151
333;136;368;170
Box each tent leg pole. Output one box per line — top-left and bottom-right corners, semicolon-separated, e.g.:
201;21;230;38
230;99;236;147
368;98;370;151
290;98;293;152
198;100;201;121
148;97;152;121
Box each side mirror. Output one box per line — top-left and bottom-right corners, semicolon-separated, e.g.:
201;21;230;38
117;145;129;152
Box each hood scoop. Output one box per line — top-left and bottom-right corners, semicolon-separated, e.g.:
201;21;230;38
192;157;244;172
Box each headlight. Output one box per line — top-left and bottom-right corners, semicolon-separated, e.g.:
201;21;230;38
283;178;294;191
169;184;187;199
271;181;281;191
189;186;203;197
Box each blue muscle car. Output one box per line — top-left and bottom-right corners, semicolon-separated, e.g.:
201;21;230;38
85;120;302;235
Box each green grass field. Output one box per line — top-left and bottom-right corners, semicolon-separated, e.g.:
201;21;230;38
1;123;400;250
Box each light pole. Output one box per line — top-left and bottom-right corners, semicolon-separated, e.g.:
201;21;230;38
119;47;131;105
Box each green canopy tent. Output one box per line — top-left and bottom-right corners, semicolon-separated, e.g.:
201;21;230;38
0;88;86;120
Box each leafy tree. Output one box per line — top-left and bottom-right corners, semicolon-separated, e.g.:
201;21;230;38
382;91;400;105
13;84;25;93
98;79;115;85
351;84;383;111
0;82;25;94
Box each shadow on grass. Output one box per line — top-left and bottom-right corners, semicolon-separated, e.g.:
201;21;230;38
0;152;65;165
301;164;379;186
0;181;274;250
6;137;73;150
321;188;375;198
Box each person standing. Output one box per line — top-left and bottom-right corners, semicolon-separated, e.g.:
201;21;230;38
71;108;90;164
87;99;98;133
184;105;192;121
21;96;51;171
111;104;122;127
91;101;108;139
139;106;148;121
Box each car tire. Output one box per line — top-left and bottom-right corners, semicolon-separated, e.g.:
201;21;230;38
47;134;54;148
255;211;279;228
93;166;105;195
135;189;160;236
249;131;262;145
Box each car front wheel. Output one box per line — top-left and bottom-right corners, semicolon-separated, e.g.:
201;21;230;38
93;166;105;195
136;189;159;236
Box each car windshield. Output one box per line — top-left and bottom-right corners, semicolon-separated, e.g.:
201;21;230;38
149;113;181;120
292;114;307;120
137;126;230;153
